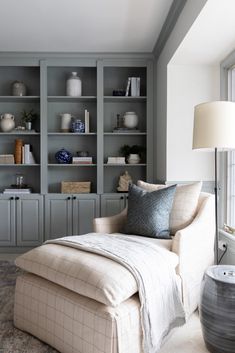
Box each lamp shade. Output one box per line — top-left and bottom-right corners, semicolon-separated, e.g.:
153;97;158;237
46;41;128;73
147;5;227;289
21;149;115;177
193;101;235;150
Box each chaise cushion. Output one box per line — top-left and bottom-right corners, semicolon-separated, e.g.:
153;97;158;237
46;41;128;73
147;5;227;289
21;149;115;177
137;181;202;234
15;236;176;307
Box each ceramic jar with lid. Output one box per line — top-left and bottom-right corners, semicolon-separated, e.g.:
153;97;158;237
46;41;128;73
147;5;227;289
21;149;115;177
123;112;138;129
12;81;27;96
66;72;82;97
71;118;85;133
0;113;15;132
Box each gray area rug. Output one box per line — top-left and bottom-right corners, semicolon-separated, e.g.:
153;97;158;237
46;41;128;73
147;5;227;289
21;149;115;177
0;260;58;353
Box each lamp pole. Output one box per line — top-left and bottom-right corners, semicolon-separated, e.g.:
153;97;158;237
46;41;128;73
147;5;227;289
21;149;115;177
214;148;219;264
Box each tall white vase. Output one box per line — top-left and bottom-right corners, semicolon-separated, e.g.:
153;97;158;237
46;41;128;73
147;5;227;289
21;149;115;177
66;72;82;97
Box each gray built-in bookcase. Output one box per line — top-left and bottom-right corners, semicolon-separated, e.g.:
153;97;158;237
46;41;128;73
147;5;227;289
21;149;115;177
0;55;153;250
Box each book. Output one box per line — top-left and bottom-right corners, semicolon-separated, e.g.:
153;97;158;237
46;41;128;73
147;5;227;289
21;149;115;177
72;156;93;164
131;77;137;96
125;77;131;96
24;144;30;164
136;77;140;96
107;157;126;164
85;110;90;133
3;188;31;194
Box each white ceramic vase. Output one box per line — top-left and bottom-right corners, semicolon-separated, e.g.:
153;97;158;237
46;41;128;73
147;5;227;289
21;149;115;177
123;111;138;129
0;113;15;132
127;153;140;164
66;72;82;97
60;113;72;132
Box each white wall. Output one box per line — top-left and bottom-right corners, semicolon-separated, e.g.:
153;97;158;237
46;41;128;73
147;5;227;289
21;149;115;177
167;64;220;181
154;0;208;181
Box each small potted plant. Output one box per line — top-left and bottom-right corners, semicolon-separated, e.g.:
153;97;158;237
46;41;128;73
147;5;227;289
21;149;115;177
119;144;146;164
21;109;38;130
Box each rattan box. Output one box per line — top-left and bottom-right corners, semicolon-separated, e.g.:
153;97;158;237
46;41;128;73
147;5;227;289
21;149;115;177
61;181;91;193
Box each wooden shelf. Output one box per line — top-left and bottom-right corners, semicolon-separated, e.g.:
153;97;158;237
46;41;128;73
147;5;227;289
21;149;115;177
47;96;97;102
48;132;96;136
104;96;146;103
0;164;40;167
48;164;97;167
0;96;40;102
104;163;146;167
104;132;146;136
0;132;40;135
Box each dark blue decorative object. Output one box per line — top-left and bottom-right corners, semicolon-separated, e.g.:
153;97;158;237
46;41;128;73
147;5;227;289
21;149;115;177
71;119;85;133
55;148;72;164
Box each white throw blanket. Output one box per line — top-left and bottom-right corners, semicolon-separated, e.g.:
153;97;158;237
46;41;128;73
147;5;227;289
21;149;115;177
46;233;185;353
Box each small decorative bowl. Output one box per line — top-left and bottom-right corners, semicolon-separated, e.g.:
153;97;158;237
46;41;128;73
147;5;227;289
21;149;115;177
113;89;126;96
77;151;89;157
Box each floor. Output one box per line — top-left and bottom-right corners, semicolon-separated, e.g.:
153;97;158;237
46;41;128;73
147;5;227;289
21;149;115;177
159;312;209;353
1;253;209;352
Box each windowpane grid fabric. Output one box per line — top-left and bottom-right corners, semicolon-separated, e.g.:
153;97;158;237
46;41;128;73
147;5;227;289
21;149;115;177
14;273;143;353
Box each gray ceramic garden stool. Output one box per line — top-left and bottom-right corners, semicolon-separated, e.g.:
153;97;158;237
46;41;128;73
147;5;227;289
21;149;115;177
200;265;235;353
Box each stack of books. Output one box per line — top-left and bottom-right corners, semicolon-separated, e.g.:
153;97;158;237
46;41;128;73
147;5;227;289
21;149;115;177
107;157;126;164
14;139;36;164
22;144;36;164
125;77;141;97
3;188;31;194
72;156;93;164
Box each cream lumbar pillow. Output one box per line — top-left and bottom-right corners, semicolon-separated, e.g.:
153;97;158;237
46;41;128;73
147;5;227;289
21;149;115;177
137;180;202;234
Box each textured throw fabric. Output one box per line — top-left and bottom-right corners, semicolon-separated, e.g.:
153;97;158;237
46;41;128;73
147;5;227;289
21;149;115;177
15;237;176;308
124;183;176;238
137;180;202;234
45;234;185;353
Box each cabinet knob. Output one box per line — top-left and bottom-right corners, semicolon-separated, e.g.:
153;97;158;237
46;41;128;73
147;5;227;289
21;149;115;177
67;197;71;200
120;196;124;200
73;196;76;200
10;197;14;200
15;196;20;200
126;196;129;200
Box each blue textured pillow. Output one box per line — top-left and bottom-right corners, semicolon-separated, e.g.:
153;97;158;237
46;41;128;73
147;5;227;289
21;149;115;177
124;183;176;239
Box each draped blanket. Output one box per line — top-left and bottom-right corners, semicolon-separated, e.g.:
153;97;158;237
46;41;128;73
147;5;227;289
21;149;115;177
46;233;185;353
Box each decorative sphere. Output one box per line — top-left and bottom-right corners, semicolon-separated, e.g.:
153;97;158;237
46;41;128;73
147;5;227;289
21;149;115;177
55;148;72;164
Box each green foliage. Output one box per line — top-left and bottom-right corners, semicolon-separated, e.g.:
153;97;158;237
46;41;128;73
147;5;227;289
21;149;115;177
21;109;38;123
119;144;146;158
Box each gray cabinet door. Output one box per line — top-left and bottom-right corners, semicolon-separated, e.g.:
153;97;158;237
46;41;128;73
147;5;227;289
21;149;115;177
0;196;16;246
72;195;100;235
45;195;73;240
101;194;126;217
16;195;43;246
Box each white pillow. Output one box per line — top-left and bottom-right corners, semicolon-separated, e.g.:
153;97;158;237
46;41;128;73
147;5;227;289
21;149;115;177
137;180;202;234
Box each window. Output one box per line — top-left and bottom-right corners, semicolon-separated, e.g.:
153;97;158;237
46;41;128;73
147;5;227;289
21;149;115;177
226;67;235;227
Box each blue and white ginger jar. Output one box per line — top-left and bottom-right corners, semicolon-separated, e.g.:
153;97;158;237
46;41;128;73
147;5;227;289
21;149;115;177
71;119;85;133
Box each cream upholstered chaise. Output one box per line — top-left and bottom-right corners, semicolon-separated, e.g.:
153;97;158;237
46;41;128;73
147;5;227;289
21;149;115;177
93;192;215;318
14;192;215;353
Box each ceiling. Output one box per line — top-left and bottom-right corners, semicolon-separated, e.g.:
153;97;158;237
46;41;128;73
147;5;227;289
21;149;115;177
171;0;235;65
0;0;173;52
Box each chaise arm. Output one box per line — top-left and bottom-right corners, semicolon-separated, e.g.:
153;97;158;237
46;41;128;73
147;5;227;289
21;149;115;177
172;194;215;318
93;208;127;233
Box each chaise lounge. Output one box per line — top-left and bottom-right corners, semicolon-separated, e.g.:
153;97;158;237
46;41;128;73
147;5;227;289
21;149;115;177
14;189;215;353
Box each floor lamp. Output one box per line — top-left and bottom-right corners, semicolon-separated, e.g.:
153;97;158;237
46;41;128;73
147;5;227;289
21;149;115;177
193;101;235;264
